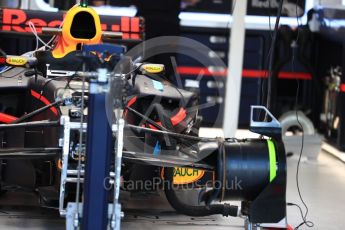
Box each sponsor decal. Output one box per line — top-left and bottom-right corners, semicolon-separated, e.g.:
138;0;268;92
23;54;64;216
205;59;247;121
0;9;142;39
162;167;206;185
6;56;27;66
142;64;165;74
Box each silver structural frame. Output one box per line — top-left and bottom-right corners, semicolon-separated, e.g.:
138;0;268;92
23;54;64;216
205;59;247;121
60;71;125;229
59;116;71;216
59;116;89;217
58;116;118;216
223;0;248;138
66;203;120;230
111;118;125;230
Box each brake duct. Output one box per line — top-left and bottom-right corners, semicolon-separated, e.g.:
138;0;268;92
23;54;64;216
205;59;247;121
164;106;287;224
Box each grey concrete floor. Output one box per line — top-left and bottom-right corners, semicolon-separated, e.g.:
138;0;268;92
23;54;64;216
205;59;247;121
286;151;345;229
0;150;344;229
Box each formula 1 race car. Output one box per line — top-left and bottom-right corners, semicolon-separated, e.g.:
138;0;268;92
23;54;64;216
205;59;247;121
0;2;287;229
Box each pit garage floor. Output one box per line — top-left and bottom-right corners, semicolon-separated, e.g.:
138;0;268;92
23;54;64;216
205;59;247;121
0;150;344;229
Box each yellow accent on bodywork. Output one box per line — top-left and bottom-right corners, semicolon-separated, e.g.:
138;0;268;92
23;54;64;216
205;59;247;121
6;56;27;66
141;64;165;74
267;139;277;182
52;6;102;58
173;167;205;185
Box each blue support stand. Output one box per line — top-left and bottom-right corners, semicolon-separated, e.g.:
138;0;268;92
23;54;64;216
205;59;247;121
82;78;113;230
